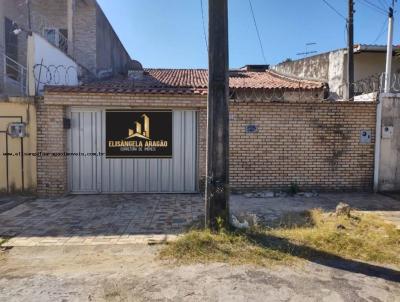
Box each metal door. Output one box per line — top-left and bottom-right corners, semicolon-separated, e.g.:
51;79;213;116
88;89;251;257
68;109;197;193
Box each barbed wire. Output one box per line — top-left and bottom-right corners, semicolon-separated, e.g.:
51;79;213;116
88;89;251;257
33;63;79;86
231;87;325;103
28;65;400;101
230;73;392;103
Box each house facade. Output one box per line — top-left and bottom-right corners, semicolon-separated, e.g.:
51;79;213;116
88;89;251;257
0;0;133;193
272;44;400;100
0;3;383;195
36;68;377;196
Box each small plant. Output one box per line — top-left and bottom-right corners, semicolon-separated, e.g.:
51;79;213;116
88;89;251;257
216;216;225;232
161;210;400;267
288;182;300;195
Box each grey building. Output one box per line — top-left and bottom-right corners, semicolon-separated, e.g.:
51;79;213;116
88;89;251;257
272;44;400;100
0;0;132;97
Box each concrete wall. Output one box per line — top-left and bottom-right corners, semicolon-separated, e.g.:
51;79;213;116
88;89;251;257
1;0;131;89
0;0;30;95
273;50;345;99
354;52;400;82
1;0;29;67
328;50;346;99
27;33;79;95
95;3;131;76
74;1;131;76
273;50;400;99
0;99;37;192
379;94;400;191
273;52;330;81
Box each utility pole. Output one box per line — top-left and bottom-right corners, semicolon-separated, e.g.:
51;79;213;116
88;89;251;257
347;0;354;100
384;2;395;93
205;0;230;230
375;0;396;192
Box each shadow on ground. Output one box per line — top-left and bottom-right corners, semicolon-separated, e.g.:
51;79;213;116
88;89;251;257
247;232;400;283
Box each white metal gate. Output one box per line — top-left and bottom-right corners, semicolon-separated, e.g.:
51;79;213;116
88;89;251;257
67;108;197;193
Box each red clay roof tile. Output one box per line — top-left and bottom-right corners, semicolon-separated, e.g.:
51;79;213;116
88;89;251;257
46;69;324;94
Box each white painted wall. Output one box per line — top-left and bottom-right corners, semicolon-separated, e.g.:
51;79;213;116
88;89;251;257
328;50;346;99
27;32;78;95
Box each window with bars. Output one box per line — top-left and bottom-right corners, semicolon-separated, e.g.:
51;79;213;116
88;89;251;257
44;28;68;53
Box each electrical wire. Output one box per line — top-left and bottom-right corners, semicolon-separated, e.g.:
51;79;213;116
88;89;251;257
248;0;267;64
373;18;388;43
361;0;388;12
359;0;387;14
199;0;208;52
377;0;389;10
321;0;347;20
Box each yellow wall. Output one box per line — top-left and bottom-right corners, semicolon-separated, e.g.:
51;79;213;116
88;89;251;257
0;100;37;192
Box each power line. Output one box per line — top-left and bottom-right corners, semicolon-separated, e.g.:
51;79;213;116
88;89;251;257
361;0;387;12
373;18;388;43
377;0;389;10
321;0;347;20
359;0;387;14
248;0;267;64
200;0;208;51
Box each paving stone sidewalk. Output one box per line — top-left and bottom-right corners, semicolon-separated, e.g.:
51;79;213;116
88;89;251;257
231;192;400;228
0;192;399;247
0;194;203;246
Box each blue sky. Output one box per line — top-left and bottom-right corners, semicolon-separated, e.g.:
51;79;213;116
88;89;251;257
97;0;399;68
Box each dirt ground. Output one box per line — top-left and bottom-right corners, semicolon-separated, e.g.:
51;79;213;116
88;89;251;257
0;244;399;302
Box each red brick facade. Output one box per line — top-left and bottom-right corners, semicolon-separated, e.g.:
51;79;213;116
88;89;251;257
37;92;376;195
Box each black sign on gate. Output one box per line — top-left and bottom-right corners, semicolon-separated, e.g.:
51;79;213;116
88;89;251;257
105;110;173;158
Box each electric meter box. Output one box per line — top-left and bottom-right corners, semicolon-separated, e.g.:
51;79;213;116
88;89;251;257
382;126;394;139
359;129;371;144
8;122;26;138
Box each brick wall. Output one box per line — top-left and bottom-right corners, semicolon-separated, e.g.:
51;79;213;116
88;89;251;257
38;92;376;195
229;100;376;191
74;0;97;73
36;100;67;195
31;0;68;31
37;93;207;195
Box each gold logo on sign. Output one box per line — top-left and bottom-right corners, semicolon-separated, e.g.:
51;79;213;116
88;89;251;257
126;114;150;140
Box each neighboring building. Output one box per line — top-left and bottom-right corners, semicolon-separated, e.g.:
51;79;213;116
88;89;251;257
0;0;134;193
0;0;132;97
35;68;377;196
272;44;400;99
